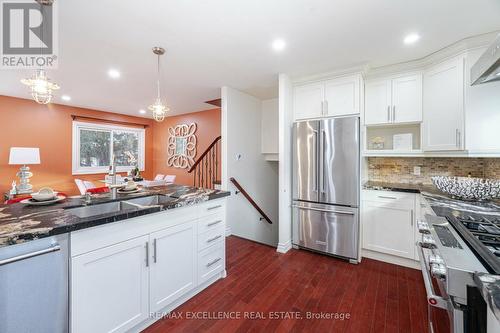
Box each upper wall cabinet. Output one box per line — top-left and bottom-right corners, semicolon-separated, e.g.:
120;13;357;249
365;74;422;125
293;74;361;121
422;56;465;151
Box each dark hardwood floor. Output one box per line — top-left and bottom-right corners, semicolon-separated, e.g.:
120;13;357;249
143;236;430;333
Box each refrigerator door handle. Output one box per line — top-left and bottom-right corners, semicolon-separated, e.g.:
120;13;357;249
292;204;355;215
312;129;319;192
319;128;325;194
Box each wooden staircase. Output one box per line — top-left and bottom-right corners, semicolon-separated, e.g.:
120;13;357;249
188;136;221;189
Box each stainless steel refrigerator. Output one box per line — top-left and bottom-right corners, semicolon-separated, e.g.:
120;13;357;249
292;116;360;262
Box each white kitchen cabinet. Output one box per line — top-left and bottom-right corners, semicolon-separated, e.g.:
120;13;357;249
365;80;392;125
70;199;227;333
293;82;324;120
365;74;422;125
71;235;149;333
293;74;361;120
423;56;465;151
324;75;360;117
362;191;416;259
149;222;197;313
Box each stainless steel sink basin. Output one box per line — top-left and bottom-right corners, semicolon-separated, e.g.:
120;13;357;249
65;201;134;219
65;195;174;219
125;195;175;206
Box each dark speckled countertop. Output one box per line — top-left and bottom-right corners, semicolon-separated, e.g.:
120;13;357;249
363;180;437;194
0;184;230;249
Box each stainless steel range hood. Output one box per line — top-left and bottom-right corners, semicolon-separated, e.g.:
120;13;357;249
471;33;500;85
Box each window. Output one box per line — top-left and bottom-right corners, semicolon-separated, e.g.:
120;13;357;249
72;121;145;174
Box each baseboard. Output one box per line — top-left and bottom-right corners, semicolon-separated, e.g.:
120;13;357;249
225;226;232;236
276;240;292;253
362;249;420;270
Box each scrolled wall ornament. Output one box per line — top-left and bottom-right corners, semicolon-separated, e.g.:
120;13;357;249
167;123;197;169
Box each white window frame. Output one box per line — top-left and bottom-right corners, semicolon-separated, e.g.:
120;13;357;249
72;121;145;175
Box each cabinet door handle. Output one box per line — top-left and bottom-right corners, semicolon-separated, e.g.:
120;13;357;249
153;239;157;263
207;235;222;243
410;209;414;227
456;129;459;148
206;257;221;267
377;195;397;200
324;100;328;115
392;105;396;122
207;220;223;227
145;241;149;267
207;205;222;211
387;106;391;122
457;130;461;148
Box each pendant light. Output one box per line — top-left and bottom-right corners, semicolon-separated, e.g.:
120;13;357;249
21;0;60;104
148;47;169;122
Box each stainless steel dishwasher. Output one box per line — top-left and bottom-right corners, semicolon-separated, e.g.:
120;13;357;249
0;234;69;333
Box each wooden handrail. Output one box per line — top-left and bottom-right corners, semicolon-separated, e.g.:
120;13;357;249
188;136;221;173
229;177;272;224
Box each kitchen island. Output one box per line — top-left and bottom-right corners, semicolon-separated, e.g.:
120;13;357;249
0;184;230;333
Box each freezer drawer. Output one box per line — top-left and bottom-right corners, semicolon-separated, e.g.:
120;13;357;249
292;202;359;259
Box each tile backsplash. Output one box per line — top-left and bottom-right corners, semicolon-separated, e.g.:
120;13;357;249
367;157;500;185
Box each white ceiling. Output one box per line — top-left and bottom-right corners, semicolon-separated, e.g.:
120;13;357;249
1;0;500;117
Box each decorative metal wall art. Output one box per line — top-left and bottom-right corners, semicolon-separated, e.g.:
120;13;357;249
167;123;197;169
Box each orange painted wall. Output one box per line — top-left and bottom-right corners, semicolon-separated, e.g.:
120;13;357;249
0;95;155;196
152;108;221;186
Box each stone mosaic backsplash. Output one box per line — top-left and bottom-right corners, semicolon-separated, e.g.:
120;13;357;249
367;157;500;185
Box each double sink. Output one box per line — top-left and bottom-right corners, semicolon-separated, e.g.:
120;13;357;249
64;194;175;219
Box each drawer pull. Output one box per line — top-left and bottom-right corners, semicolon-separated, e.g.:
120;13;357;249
207;235;222;243
207;220;223;227
207;205;222;211
206;257;221;267
377;195;397;200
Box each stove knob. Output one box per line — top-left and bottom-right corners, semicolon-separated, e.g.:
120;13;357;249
421;235;437;249
417;221;431;234
429;254;444;265
430;263;447;279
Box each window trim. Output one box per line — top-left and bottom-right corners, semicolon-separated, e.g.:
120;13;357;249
72;121;145;175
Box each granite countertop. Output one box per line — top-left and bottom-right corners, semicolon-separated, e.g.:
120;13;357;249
0;184;230;249
363;180;437;194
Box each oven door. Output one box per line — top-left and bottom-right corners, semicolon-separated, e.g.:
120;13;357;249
417;242;459;333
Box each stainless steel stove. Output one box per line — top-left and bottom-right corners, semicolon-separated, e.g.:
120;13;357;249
417;194;500;333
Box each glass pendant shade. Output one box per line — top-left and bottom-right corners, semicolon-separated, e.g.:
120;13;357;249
148;98;169;122
21;69;60;105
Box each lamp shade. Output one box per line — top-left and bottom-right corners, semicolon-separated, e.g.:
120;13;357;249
9;147;41;165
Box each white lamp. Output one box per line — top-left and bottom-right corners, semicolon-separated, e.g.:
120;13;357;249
9;147;41;194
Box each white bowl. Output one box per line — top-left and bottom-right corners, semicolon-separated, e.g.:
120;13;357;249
31;187;57;201
431;176;500;201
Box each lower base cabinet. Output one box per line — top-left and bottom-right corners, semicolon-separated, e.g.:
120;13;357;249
362;191;416;261
71;235;149;333
149;222;197;313
70;199;226;333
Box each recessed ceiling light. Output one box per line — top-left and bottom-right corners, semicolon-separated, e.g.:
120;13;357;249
61;95;71;101
272;39;286;52
108;69;121;79
139;109;146;114
404;33;420;45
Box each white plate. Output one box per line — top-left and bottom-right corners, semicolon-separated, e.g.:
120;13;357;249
118;188;141;194
21;195;66;206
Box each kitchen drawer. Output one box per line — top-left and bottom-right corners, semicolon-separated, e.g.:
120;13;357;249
198;243;224;285
198;226;225;252
362;190;415;207
198;213;225;234
198;200;225;217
